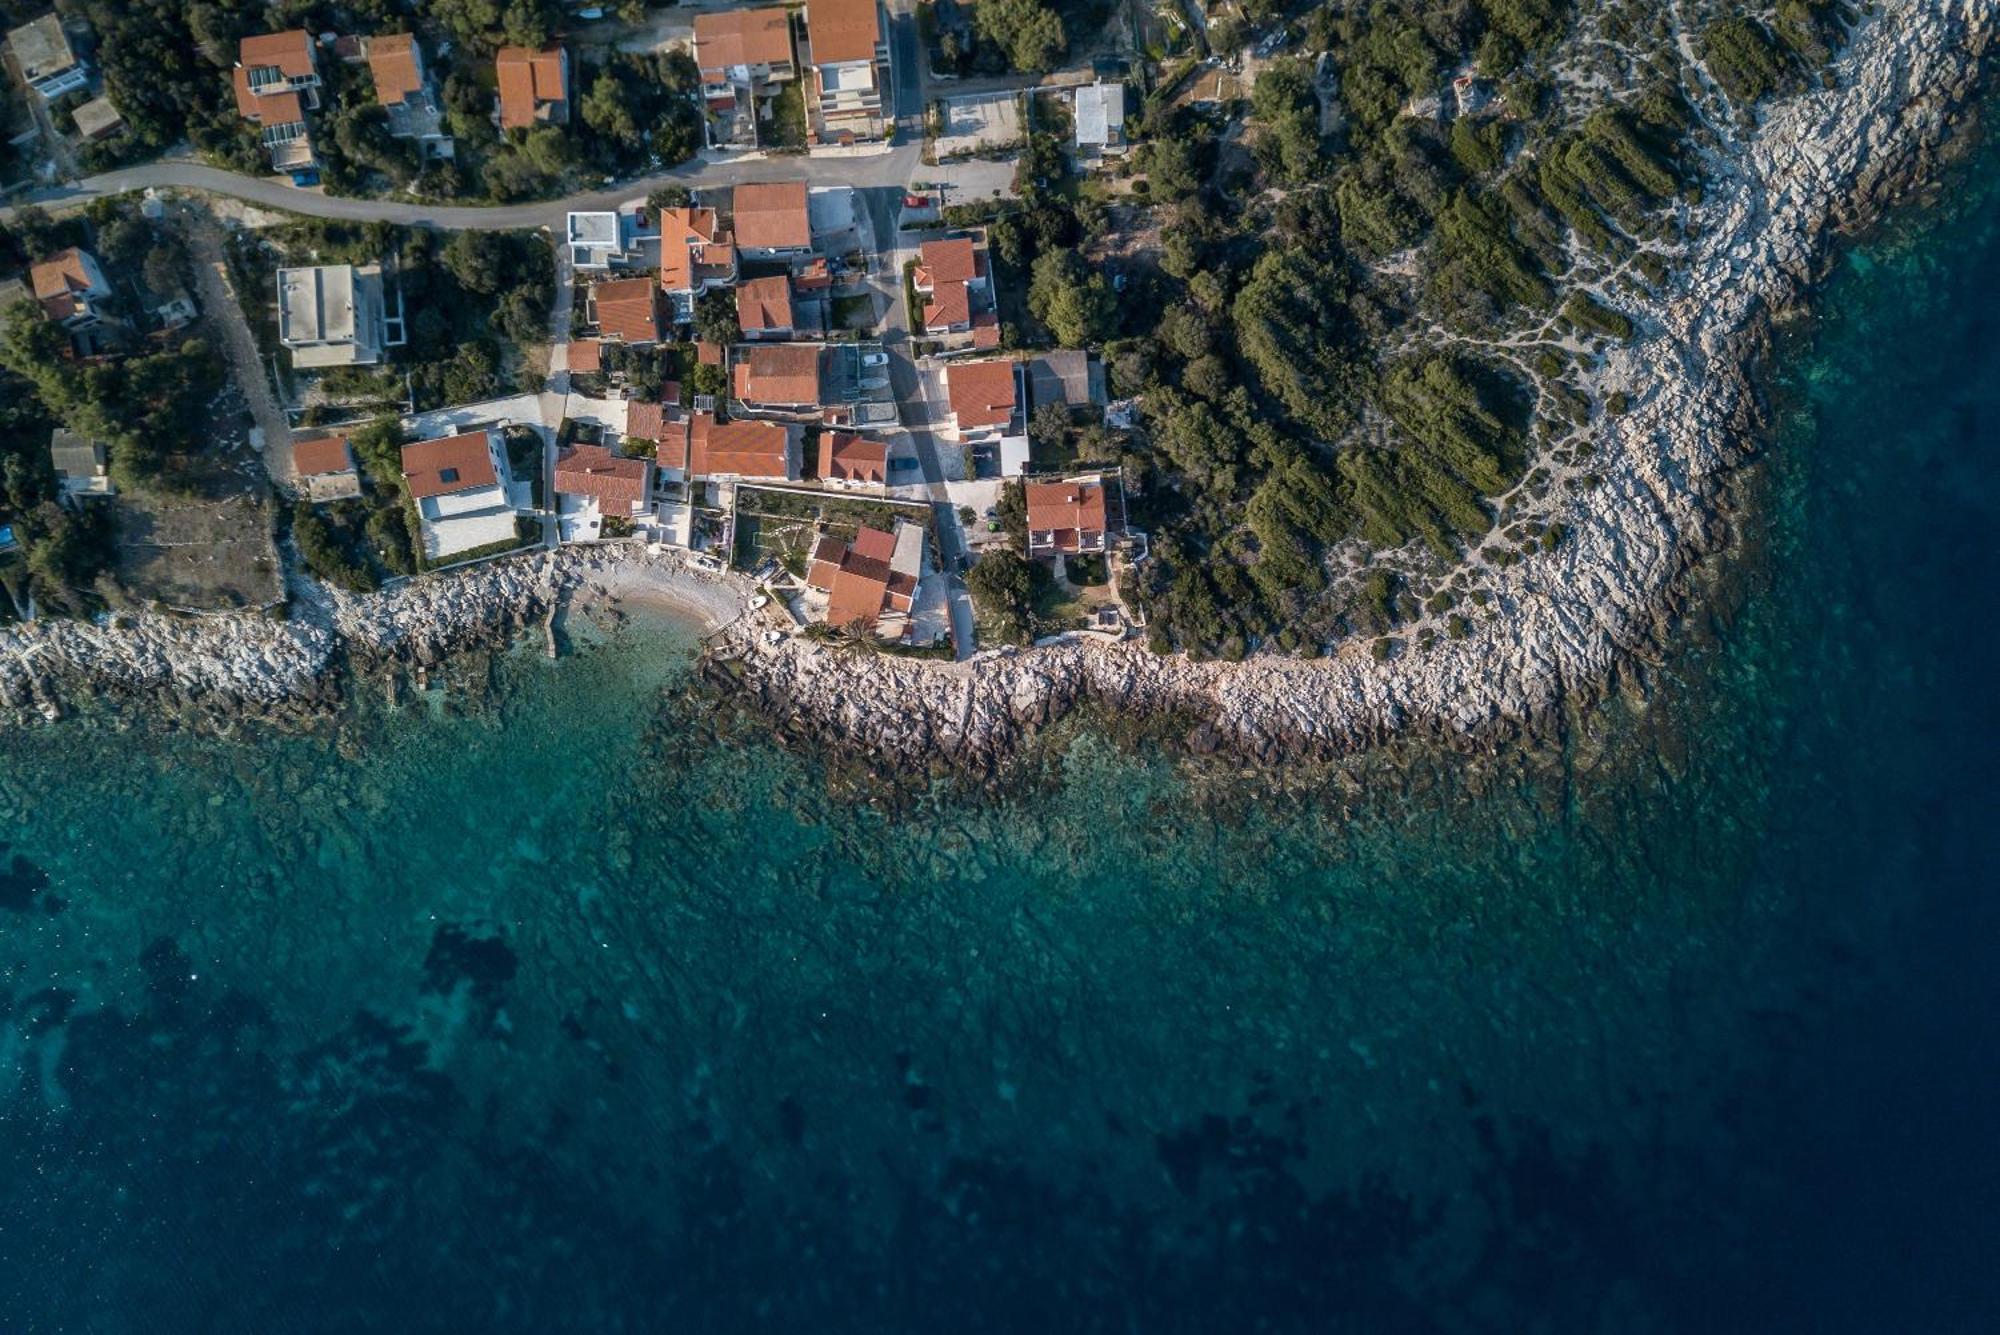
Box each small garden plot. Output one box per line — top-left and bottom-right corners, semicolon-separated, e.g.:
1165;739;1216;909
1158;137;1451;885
731;486;936;574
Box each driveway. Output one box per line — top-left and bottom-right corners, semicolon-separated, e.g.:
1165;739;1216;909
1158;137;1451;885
178;205;297;490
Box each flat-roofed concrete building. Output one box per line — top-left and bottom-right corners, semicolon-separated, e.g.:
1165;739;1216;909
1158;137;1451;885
277;264;405;369
7;14;88;101
48;429;114;502
1073;81;1127;158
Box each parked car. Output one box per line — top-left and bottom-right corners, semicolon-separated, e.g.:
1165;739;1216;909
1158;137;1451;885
889;456;919;473
862;351;888;368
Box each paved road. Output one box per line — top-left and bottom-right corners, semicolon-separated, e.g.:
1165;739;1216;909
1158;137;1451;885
0;144;934;233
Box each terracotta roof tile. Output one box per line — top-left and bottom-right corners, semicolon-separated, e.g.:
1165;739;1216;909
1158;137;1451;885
593;277;660;344
567;338;602;373
626;398;667;442
555;443;651;507
29;248;95;301
736;274;794;333
292;435;355;477
496;45;567;130
732;181;811;251
367;33;424;107
694;8;795;74
240;30;315;78
808;0;882;65
657;207;735;293
818;431;886;483
946;358;1017;429
919;237;977;284
924;279;970;329
1025;480;1109;551
732;343;819;406
688;412;794;478
402;431;498;499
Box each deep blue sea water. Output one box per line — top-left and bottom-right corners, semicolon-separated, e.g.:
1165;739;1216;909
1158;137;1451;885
2;141;1999;1335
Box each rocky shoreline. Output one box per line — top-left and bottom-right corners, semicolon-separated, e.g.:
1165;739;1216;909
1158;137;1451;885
711;0;1993;774
0;547;744;730
0;4;1989;764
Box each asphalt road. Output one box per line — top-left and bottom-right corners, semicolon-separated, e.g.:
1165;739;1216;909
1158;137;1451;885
0;147;932;232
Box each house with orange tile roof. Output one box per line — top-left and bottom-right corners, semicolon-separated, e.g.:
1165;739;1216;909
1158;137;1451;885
817;432;887;487
495;45;569;131
694;7;798;147
731;182;813;259
913;233;995;343
400;428;520;560
805;520;922;635
29;248;112;330
941;356;1030;473
554;443;653;541
1024;478;1113;557
233;31;321;174
731;342;821;413
292;434;362;501
590;277;661;346
803;0;889;144
365;33;450;154
687;412;800;481
657;206;738;322
736;274;796;340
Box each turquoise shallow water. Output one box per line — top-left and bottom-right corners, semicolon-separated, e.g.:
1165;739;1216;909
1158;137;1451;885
4;152;2000;1333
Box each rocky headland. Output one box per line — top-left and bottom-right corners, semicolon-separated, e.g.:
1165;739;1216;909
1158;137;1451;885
714;0;1994;772
0;2;1990;766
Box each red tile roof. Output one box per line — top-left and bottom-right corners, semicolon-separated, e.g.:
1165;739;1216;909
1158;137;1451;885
919;237;978;284
496;45;567;130
946;358;1017;429
292;435;355;477
694;8;795;75
29;248;95;301
240;30;316;79
850;525;895;562
555;443;650;507
818;431;886;484
807;525;914;631
402;431;498;499
30;248;101;322
688;412;794;478
732;343;820;406
593;277;660;344
657;207;734;293
567;338;602;373
367;33;424;107
626;398;667;443
971;311;1001;348
697;340;724;367
233;68;306;125
808;0;883;65
732;181;811;251
736;274;794;334
924;279;970;329
1025;480;1109;551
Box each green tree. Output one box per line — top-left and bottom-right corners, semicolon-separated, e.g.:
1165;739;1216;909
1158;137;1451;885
1027;251;1114;348
973;0;1066;74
